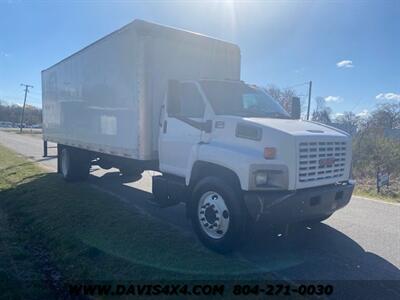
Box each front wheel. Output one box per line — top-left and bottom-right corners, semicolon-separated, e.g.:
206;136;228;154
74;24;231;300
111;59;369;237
189;177;248;253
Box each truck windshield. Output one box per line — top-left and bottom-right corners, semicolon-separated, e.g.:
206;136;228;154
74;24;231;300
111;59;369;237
200;81;290;118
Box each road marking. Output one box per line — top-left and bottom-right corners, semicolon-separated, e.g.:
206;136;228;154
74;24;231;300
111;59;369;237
352;195;400;206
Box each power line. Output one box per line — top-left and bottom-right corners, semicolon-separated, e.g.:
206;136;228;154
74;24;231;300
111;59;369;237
349;98;364;112
29;90;42;96
284;81;309;90
19;83;34;133
283;81;313;120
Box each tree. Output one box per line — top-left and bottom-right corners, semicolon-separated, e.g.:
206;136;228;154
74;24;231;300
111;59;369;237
265;84;300;115
352;101;400;179
0;102;42;125
335;111;359;128
369;102;400;129
311;96;332;124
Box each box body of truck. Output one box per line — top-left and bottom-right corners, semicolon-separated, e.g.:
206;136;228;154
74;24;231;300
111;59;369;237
42;20;240;160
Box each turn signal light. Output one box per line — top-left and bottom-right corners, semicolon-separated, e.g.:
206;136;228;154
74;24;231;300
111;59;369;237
264;147;276;159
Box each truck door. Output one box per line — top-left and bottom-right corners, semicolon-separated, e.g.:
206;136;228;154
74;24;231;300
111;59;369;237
159;81;206;177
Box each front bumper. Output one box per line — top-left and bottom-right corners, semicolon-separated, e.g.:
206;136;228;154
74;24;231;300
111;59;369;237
243;181;355;224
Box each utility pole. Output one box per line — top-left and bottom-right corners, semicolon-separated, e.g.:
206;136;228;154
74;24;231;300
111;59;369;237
306;80;312;120
19;83;33;133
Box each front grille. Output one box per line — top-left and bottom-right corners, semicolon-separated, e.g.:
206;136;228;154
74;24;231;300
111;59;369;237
298;140;347;183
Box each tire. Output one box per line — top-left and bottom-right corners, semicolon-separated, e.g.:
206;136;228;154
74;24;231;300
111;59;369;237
59;146;90;182
189;176;248;253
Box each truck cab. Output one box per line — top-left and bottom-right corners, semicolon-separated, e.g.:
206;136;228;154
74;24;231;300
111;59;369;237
155;79;354;252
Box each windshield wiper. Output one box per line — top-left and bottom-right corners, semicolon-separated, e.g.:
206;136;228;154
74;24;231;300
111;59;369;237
264;112;290;119
223;111;287;118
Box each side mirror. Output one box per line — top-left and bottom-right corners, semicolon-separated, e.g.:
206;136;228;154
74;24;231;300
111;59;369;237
167;80;180;116
291;97;301;119
202;120;213;133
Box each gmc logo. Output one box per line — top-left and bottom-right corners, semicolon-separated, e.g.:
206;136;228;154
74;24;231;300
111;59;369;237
319;158;336;166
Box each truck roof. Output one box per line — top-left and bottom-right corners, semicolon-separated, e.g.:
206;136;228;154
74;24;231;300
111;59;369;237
42;19;240;73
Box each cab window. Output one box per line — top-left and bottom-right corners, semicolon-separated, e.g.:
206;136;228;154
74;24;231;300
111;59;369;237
168;83;205;118
180;83;205;118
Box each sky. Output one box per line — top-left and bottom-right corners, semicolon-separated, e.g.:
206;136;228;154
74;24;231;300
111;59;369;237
0;0;399;118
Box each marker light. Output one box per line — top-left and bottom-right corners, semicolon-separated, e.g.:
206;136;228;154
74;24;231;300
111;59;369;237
264;147;276;159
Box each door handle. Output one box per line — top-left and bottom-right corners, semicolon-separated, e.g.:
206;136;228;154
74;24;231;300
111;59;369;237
158;105;165;127
163;120;168;133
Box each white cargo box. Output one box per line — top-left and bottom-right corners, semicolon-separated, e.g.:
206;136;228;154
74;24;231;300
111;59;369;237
42;20;240;160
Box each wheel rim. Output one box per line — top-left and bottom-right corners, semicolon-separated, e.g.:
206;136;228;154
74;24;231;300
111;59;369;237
198;191;230;239
61;149;69;177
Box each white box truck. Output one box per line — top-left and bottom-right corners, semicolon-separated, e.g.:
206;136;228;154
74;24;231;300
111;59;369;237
42;20;354;252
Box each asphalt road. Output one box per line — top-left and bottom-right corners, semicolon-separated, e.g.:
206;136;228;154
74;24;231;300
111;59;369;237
0;130;399;295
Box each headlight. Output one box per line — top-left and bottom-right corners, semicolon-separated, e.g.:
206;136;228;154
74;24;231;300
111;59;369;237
251;167;288;189
255;171;268;186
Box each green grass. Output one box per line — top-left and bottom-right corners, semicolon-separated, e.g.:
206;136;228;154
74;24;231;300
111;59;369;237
0;145;276;298
352;175;400;204
353;184;400;204
0;128;42;139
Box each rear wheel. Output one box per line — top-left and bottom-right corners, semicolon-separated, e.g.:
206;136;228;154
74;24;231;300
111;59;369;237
59;146;90;182
189;177;247;253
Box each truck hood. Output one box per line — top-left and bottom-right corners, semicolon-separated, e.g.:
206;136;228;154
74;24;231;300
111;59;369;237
243;118;348;137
